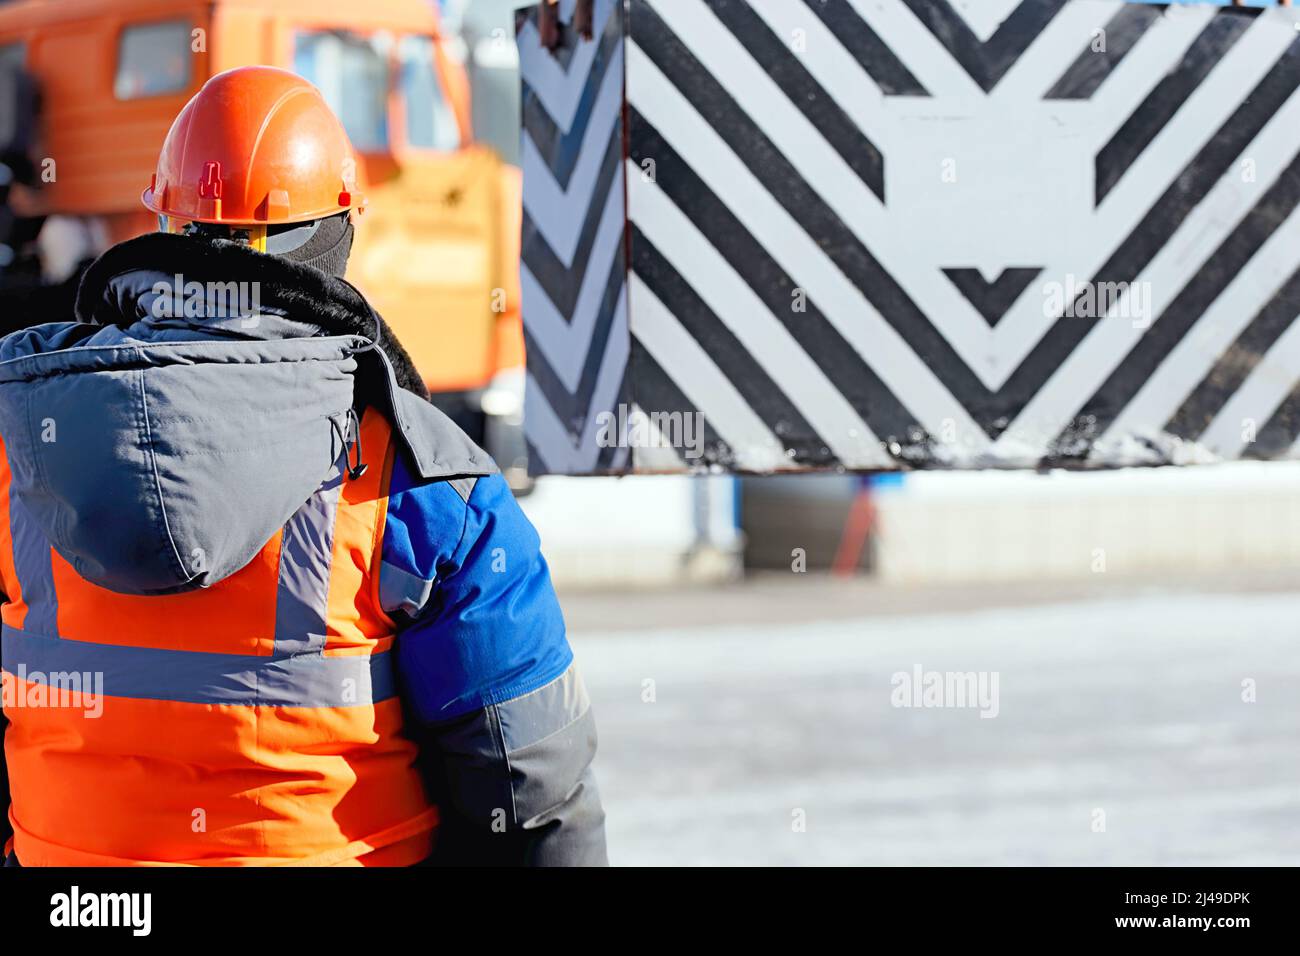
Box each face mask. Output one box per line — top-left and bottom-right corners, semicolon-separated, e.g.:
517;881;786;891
272;213;354;278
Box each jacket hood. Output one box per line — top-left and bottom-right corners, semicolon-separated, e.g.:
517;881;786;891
0;233;494;596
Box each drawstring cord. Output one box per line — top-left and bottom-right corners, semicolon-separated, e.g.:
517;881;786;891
330;408;368;480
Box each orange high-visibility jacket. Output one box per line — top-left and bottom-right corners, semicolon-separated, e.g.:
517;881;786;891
0;411;443;867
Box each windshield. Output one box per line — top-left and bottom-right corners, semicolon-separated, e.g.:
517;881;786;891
399;35;461;152
293;30;390;152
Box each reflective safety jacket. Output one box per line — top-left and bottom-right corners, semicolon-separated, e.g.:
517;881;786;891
0;233;606;866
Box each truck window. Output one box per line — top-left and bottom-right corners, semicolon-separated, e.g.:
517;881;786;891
115;21;191;99
399;35;460;152
294;31;389;152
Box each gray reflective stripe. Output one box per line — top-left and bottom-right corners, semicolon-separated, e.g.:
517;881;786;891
378;559;435;618
1;624;396;708
273;466;343;654
7;492;57;637
496;662;589;754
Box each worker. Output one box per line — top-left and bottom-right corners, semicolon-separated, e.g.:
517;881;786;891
0;66;606;867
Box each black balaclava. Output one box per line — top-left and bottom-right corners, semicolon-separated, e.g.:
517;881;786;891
265;211;354;278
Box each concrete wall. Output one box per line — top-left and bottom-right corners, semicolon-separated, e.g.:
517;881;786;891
873;461;1300;583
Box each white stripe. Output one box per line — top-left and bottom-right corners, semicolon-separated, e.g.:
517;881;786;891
520;165;626;391
1095;201;1300;453
524;287;629;474
630;159;891;468
989;13;1298;387
993;74;1300;460
516;0;617;135
521;40;624;268
630;276;792;472
627;38;990;454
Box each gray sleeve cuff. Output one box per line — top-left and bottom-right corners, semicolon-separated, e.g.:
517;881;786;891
420;662;609;866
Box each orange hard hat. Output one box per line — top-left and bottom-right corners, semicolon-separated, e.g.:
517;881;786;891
142;66;364;227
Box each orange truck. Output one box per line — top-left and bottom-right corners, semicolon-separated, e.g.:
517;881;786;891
0;0;526;475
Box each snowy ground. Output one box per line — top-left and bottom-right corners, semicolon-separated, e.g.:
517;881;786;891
565;574;1300;866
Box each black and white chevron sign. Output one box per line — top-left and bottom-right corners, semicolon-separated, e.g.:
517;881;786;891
520;0;1300;474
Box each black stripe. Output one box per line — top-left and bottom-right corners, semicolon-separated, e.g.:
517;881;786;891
707;0;884;201
1165;262;1300;441
520;119;623;322
628;339;734;466
1044;3;1161;100
630;0;995;431
900;0;1068;93
1010;37;1300;449
799;0;928;95
521;2;625;191
630;106;922;449
521;250;627;438
941;267;1041;328
632;224;836;466
1241;384;1300;459
1075;148;1300;439
1094;12;1252;205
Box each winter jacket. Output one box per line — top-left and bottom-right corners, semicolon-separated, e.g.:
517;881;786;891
0;233;606;866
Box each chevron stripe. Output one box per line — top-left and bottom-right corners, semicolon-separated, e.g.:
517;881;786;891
519;1;631;475
523;247;627;432
900;0;1068;93
516;0;620;134
521;3;624;192
521;104;622;270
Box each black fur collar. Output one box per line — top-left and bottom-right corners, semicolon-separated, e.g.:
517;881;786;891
75;232;430;399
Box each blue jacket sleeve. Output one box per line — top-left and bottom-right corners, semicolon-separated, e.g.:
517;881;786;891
381;457;607;866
